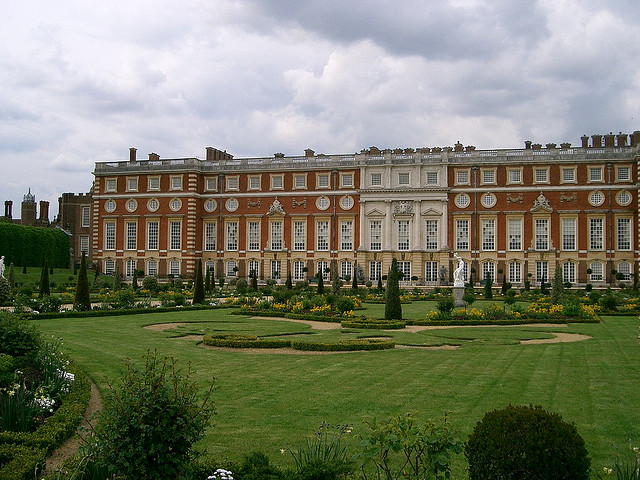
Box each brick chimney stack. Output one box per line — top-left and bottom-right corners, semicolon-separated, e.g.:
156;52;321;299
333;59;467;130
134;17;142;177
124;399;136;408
4;200;12;218
581;135;589;148
591;134;603;148
39;201;49;221
148;152;160;161
129;147;137;162
616;132;627;147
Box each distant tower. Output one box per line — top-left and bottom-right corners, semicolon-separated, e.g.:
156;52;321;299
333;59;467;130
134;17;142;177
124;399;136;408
3;200;12;219
21;188;37;226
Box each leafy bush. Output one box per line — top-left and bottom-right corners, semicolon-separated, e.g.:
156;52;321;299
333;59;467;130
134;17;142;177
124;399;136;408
0;278;10;306
600;294;619;312
291;338;394;352
142;275;158;292
0;312;42;357
234;451;283;480
465;405;590;480
436;297;455;316
335;296;355;314
203;334;292;349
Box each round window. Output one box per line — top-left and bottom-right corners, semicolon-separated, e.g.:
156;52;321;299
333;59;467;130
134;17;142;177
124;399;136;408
104;199;116;213
589;191;604;207
340;196;354;210
147;198;159;212
125;198;137;212
455;194;470;209
204;198;217;213
169;198;182;212
316;196;330;210
616;190;631;206
481;193;496;208
226;198;238;212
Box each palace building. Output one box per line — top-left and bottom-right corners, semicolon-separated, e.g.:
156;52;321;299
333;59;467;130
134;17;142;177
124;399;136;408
91;131;640;287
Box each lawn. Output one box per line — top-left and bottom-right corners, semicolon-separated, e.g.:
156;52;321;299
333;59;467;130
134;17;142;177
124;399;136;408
33;304;640;478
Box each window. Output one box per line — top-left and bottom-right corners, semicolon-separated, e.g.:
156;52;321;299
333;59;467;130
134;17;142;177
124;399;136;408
126;259;136;278
205;222;217;251
169;259;180;276
105;199;116;213
563;261;576;284
455;194;470;209
536;261;548;283
370;173;382;186
398;220;410;251
341;261;352;279
293;221;306;251
561;167;576;183
561;218;576;250
482;261;495;281
226;198;238;212
425;261;438;282
340;196;354;210
507;219;522;250
270;221;283;251
616;166;631;182
148;198;159;212
105;222;116;250
617;218;631;250
170;175;182;190
105;178;117;192
456;219;469;250
226;222;238;251
316;221;329;251
270;174;284;190
617;191;632;206
589;166;603;182
125;221;137;251
481;219;495;251
456;169;470;185
169;221;181;250
148;176;160;190
535;219;549;250
126;199;137;213
126;177;138;191
618;262;632;281
589;262;603;282
226;176;239;190
426;172;438;185
507;169;522;184
205;177;218;191
481;169;496;184
341;173;353;188
147;221;159;250
481;193;496;208
147;259;158;276
227;260;238;277
247;260;258;278
293;260;306;281
398;172;410;185
370;221;382;251
294;174;306;189
104;259;115;275
317;261;329;280
425;220;438;250
340;220;353;251
270;260;281;279
534;168;548;183
316;196;330;210
317;173;330;188
589;218;604;250
81;206;90;227
80;236;89;255
204;198;217;212
369;261;381;281
589;191;604;206
247;221;260;251
397;261;411;281
248;176;260;190
508;261;521;284
169;198;182;212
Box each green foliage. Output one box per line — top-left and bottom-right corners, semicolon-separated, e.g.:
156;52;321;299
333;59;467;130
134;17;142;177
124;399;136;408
331;267;343;295
203;334;292;349
0;312;42;357
39;260;50;297
142;275;158;292
598;442;640;480
193;259;205;304
316;272;324;295
352;270;358;290
91;350;215;480
465;404;590;480
355;413;463;480
6;264;14;289
436;297;455;316
285;271;293;290
335;296;355;314
235;278;248;294
341;318;405;329
73;253;91;311
250;272;258;291
0;279;10;306
113;264;122;291
552;267;564;303
462;291;476;310
132;268;139;291
600;293;619;312
291;338;395;352
0;223;70;268
235;451;283;480
384;258;402;320
484;274;493;299
0;443;46;480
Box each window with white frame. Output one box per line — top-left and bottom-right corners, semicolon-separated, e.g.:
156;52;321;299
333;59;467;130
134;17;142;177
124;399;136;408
147;259;158;276
370;173;382;186
589;218;604;250
148;176;161;191
226;176;239;190
370;220;382;250
425;261;438;282
456;169;470;185
317;260;329;280
248;221;260;251
482;261;495;281
293;260;305;281
617;190;632;206
125;222;137;250
398;220;410;251
616;166;631;182
169;259;180;276
455;194;470;209
508;261;521;284
534;168;548;183
507;218;522;250
247;260;258;278
341;173;353;188
561;218;576;250
226;222;238;251
294;174;306;189
618;261;632;281
456;219;469;250
80;236;89;255
535;218;549;250
104;259;115;275
507;168;522;184
340;220;353;251
316;221;329;251
248;176;260;190
169;221;181;250
270;221;283;251
146;221;159;250
270;260;281;279
536;261;548;283
126;259;136;278
561;167;576;183
426;172;438;185
397;261;411;281
126;177;138;192
105;178;117;192
481;219;495;251
617;217;631;250
369;261;381;281
293;221;306;251
105;222;116;250
563;261;576;284
317;173;330;188
425;220;438;250
148;198;159;212
82;206;90;227
398;172;410;185
170;175;182;190
589;262;603;282
227;260;238;277
589;166;603;182
341;261;352;279
481;169;495;184
270;174;284;190
205;177;218;191
589;191;605;206
204;222;217;251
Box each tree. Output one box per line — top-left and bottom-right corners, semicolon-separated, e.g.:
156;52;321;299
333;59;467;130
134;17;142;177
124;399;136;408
331;265;343;295
501;274;509;295
113;264;122;291
250;271;258;291
377;276;383;292
552;267;564;303
317;271;324;295
385;258;402;320
192;259;205;304
352;266;358;291
463;291;476;312
204;268;211;293
132;269;139;291
39;260;50;297
7;263;14;288
285;270;293;290
74;252;91;311
484;273;493;299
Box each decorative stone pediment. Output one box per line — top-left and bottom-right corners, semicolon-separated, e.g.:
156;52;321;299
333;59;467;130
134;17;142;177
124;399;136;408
267;196;285;216
420;207;442;216
393;200;414;216
365;208;385;217
530;192;553;213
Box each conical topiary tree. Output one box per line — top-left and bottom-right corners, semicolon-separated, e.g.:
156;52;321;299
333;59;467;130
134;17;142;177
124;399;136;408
317;270;324;295
204;268;211;293
74;252;91;311
384;258;402;320
285;270;293;290
113;264;122;291
7;263;15;288
193;259;205;304
39;260;50;297
352;264;358;291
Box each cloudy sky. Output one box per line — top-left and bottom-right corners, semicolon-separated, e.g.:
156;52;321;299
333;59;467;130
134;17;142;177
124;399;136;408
2;0;639;219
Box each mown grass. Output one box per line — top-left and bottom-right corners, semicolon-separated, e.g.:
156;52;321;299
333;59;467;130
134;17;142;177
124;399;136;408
33;305;640;478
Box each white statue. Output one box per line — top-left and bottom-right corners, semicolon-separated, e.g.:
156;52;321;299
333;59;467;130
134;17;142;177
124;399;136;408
0;256;4;278
453;253;465;287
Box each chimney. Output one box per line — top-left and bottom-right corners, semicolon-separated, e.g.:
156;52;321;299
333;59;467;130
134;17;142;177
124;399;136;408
546;143;557;149
465;145;476;152
129;147;137;162
454;141;463;153
616;132;628;147
4;200;12;218
631;131;640;147
604;132;615;148
524;140;532;149
206;147;214;162
581;135;589;148
304;148;315;157
369;146;381;155
591;134;602;148
39;201;49;221
560;142;571;149
148;152;160;161
274;153;285;159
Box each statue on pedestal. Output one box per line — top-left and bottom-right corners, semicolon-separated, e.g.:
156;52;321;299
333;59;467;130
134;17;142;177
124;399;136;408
0;256;5;278
453;253;465;288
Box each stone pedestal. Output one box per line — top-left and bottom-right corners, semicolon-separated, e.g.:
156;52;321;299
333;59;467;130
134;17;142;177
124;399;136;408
453;286;465;307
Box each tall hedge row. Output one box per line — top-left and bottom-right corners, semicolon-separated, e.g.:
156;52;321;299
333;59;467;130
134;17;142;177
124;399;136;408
0;223;70;268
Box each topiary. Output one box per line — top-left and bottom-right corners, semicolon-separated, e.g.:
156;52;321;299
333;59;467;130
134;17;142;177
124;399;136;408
465;404;590;480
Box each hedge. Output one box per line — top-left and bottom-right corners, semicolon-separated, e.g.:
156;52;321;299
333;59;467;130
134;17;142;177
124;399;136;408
30;303;232;320
202;334;292;349
341;318;406;329
408;317;600;327
291;338;395;351
0;444;46;480
0;223;70;268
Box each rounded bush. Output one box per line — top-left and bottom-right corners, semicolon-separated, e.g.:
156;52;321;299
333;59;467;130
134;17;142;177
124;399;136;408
465;405;590;480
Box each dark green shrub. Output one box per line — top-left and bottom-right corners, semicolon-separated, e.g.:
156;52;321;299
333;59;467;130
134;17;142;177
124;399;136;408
142;275;158;292
436;297;455;316
192;259;205;304
73;252;91;311
335;296;355;314
384;259;402;320
484;274;493;299
465;405;590;480
236;451;283;480
39;260;50;297
0;312;42;357
0;278;10;306
599;294;618;311
585;283;592;292
235;278;248;294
